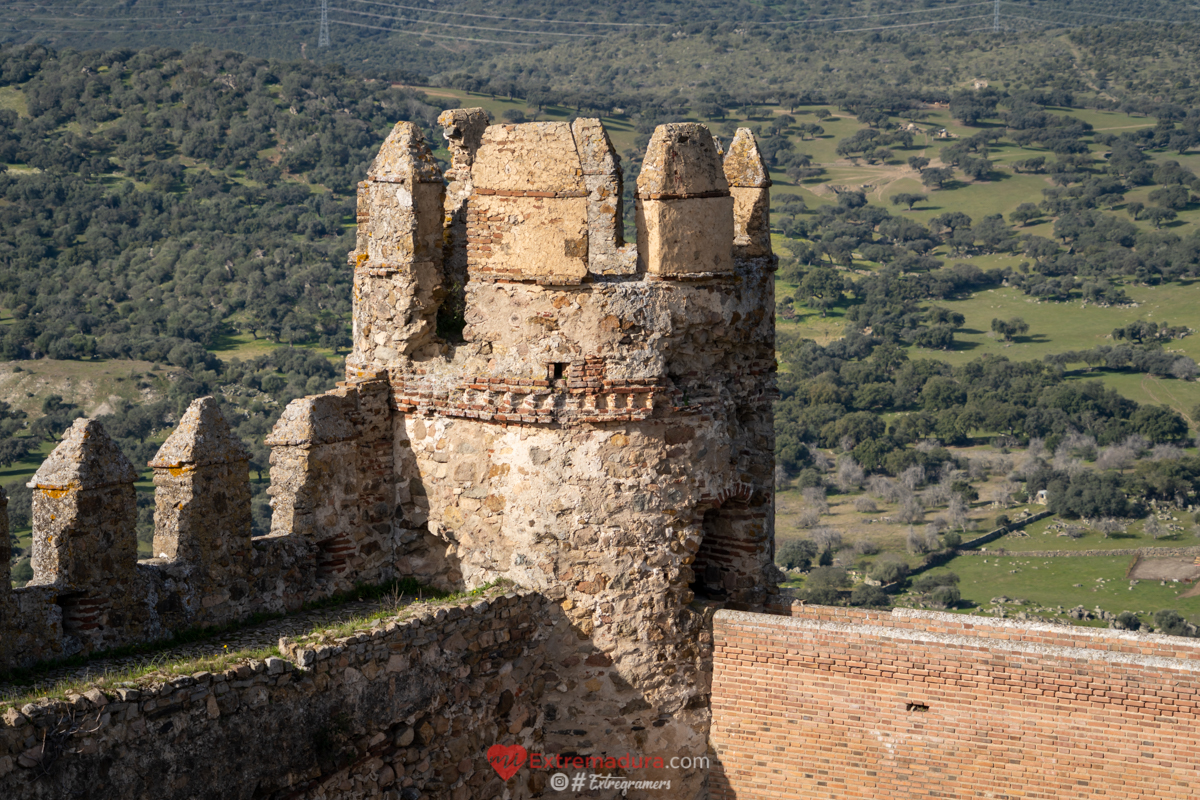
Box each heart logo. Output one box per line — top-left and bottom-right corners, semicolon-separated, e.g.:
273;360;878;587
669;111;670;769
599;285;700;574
487;743;527;781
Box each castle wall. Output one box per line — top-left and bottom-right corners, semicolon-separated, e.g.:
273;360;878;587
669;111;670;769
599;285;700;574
709;606;1200;799
2;114;779;800
0;592;554;800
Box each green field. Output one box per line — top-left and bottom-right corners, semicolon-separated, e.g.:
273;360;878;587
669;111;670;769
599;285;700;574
907;554;1200;628
981;513;1199;552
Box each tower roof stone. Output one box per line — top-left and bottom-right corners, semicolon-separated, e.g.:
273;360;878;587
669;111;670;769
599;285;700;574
366;121;443;185
637;123;729;198
149;396;250;468
29;418;137;490
724;128;771;189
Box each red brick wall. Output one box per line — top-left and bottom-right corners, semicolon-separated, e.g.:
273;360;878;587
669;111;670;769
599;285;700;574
709;606;1200;799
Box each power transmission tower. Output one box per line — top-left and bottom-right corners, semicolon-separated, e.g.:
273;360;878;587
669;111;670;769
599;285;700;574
994;0;1000;32
318;0;330;48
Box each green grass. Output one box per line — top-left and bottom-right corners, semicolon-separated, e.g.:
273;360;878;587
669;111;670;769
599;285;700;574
206;330;343;363
0;358;166;420
908;554;1200;628
0;578;507;707
0;86;27;117
895;282;1200;415
984;513;1200;552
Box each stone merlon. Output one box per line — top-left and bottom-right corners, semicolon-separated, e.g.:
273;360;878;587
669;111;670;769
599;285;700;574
27;417;137;490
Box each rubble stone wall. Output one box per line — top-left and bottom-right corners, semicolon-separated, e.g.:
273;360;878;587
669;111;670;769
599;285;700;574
0;592;557;800
709;606;1200;800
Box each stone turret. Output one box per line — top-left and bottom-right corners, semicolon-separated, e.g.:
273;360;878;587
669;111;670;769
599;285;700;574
349;121;446;374
636;122;735;275
438;107;490;325
149;397;252;612
724;127;773;259
572;117;638;275
27;418;138;646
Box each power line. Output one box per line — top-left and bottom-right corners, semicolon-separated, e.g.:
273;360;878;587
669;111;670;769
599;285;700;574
3;21;304;32
318;0;330;47
753;2;993;27
827;14;991;34
330;7;602;37
1000;2;1186;25
343;0;670;27
329;18;535;46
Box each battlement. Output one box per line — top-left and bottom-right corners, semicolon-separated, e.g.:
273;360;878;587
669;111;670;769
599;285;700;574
0;114;776;800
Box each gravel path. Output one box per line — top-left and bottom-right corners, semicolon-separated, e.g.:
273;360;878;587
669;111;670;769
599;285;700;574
0;596;410;703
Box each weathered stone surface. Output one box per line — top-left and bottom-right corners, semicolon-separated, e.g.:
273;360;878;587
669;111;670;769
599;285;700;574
636;123;734;275
26;419;139;651
636;122;729;198
0;593;551;800
350;123;445;373
723;127;771;189
265;391;358;447
366;120;443;185
467;123;590;283
725;128;773;260
149;396;250;468
439;107;490;327
471;122;585;193
572;117;637;276
637;195;735;274
468;193;589;281
27;418;136;490
150;398;253;606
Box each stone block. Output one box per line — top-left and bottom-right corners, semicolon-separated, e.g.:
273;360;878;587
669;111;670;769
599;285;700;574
724;128;772;259
637;123;728;198
471;122;585;194
149;398;252;594
468;193;589;281
636;196;734;275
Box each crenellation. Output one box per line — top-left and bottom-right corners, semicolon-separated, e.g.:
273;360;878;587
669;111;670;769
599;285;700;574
27;418;140;651
466;122;591;284
723;127;773;260
571;117;638;276
348;121;446;374
438;107;490;334
636;123;735;276
265;375;396;584
148;397;253;622
1;115;779;800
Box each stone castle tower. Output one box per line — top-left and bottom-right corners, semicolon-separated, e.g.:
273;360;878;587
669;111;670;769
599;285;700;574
0;113;776;799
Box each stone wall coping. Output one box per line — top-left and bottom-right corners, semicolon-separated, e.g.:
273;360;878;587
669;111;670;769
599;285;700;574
1;587;543;727
716;607;1200;670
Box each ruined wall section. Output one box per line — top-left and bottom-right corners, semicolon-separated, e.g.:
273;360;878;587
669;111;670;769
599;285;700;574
0;592;554;800
710;606;1200;800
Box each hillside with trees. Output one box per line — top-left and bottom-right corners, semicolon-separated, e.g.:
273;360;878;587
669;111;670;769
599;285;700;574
5;9;1200;629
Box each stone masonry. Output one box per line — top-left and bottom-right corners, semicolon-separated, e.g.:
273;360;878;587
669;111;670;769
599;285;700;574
0;113;777;799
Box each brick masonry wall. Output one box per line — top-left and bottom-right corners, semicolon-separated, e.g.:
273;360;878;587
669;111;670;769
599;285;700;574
709;606;1200;799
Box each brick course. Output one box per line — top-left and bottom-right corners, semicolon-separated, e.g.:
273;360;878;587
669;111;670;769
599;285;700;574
710;606;1200;799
